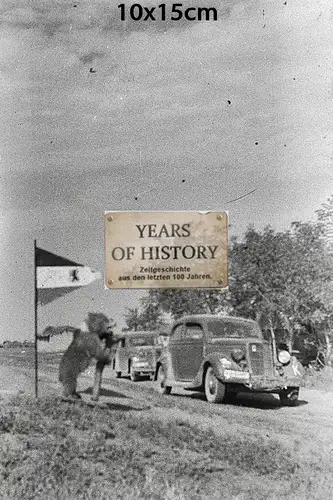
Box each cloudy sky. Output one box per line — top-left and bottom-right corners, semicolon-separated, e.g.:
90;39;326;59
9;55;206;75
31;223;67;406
0;0;332;342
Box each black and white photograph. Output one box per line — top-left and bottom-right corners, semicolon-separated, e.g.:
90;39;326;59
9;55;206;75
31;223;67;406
1;1;333;499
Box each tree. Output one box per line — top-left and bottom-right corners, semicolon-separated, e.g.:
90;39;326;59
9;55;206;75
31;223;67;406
314;195;333;364
123;300;164;331
141;288;230;320
123;308;141;331
316;194;333;242
228;222;333;361
123;287;230;330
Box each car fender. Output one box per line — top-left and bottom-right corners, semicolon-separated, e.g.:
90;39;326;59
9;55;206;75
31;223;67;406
196;353;245;386
155;350;175;383
282;356;305;379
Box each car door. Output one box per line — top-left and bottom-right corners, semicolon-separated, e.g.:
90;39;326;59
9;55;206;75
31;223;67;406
176;322;204;381
168;323;185;380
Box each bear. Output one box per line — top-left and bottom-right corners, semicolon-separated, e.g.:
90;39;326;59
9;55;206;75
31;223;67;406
59;313;116;401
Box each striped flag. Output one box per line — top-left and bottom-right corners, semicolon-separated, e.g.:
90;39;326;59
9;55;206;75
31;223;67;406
36;247;101;305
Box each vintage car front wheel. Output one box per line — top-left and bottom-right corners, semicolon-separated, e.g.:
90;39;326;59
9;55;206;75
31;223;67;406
156;365;172;395
279;387;299;406
204;366;226;404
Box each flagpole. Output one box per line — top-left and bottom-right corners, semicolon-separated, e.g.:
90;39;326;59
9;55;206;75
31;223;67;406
34;239;38;398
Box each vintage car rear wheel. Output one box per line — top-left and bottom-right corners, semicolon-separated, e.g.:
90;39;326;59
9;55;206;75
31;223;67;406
156;365;172;395
204;366;226;404
279;387;299;406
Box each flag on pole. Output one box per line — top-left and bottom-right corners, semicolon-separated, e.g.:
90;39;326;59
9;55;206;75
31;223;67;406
34;244;102;398
36;247;101;306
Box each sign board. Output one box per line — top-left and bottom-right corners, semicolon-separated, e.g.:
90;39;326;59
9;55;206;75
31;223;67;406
104;211;228;289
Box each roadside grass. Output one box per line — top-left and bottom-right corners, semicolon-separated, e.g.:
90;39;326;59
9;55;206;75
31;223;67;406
1;350;333;499
0;395;332;500
0;348;61;372
302;365;333;391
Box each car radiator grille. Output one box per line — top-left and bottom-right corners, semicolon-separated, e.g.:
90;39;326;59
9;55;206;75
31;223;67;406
248;343;274;376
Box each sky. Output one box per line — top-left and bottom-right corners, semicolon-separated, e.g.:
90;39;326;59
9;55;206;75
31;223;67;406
0;0;333;342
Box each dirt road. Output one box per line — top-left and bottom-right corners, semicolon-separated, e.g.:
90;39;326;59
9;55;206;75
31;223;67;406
1;349;332;464
104;369;333;461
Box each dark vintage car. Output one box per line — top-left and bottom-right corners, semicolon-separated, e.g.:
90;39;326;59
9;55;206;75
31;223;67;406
112;331;162;381
155;315;304;406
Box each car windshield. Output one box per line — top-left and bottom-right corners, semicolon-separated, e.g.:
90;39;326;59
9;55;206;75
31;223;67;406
207;319;261;339
130;336;156;347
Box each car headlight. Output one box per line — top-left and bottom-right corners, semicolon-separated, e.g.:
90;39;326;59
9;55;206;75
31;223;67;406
278;350;291;365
